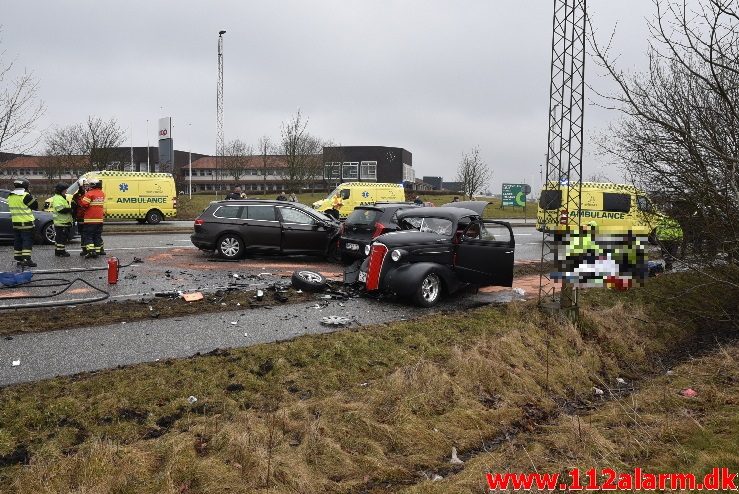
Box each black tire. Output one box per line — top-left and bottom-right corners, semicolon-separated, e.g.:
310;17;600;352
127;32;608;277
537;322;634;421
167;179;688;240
413;272;442;307
325;209;340;220
145;209;164;225
291;270;328;292
41;222;56;245
217;234;245;259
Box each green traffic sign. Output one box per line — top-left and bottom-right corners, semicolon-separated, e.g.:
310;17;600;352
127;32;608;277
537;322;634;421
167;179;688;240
502;183;528;207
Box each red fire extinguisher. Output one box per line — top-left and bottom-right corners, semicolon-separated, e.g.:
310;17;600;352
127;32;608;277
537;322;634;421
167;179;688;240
107;257;120;284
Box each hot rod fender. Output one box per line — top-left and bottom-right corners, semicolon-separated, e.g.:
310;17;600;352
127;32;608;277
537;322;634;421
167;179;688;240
384;262;461;297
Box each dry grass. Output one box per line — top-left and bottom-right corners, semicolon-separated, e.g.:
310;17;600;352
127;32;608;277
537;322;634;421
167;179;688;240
0;268;737;493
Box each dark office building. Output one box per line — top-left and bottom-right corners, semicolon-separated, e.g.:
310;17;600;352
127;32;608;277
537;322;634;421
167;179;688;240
423;176;443;190
442;181;462;192
322;146;413;185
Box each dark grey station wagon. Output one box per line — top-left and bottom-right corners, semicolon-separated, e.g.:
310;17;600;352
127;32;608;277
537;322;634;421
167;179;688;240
191;200;340;259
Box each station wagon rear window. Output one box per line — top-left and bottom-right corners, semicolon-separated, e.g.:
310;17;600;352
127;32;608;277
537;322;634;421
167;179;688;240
213;205;242;219
603;193;631;212
401;217;454;236
539;190;562;210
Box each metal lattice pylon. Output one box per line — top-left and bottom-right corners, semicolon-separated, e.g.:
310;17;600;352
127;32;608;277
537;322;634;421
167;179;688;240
538;0;587;310
217;32;225;189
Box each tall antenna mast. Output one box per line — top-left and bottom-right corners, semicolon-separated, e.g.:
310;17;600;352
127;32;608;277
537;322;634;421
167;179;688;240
217;30;226;195
539;0;587;311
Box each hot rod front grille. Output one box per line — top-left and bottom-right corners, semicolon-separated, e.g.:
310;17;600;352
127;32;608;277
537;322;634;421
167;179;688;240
366;243;388;291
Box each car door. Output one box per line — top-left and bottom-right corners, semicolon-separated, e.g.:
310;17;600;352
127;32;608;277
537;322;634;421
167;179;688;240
240;204;281;250
454;220;515;287
278;206;329;254
0;199;12;241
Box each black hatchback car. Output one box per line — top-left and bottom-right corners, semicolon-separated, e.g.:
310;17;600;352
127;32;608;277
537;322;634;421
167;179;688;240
338;203;418;264
191;200;340;259
356;202;515;306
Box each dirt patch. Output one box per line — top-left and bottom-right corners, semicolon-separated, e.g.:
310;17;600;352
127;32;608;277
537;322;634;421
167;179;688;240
0;286;311;337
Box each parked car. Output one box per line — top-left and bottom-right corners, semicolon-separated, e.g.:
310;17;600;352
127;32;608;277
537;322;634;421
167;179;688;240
338;203;419;264
356;202;515;307
191;199;341;259
0;197;65;244
0;189;11;199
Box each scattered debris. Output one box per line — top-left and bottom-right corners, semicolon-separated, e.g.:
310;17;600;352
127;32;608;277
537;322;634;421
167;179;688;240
593;386;605;397
432;474;444;482
187;396;198;404
616;377;627;385
11;360;20;367
449;447;463;465
512;287;526;296
181;292;204;302
255;290;264;301
666;370;675;376
320;316;351;326
230;321;238;326
680;388;698;398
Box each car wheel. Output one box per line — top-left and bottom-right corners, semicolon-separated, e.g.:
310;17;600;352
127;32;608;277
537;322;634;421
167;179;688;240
217;234;244;259
413;272;442;307
42;222;56;245
291;270;328;292
145;209;164;224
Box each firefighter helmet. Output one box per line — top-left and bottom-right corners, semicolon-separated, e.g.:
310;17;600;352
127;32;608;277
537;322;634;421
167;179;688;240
87;178;102;188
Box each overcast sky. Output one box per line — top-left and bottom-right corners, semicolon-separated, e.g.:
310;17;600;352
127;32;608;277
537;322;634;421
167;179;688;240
2;1;656;194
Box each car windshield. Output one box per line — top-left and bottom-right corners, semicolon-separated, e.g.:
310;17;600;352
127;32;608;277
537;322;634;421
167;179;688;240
400;216;454;236
346;208;381;226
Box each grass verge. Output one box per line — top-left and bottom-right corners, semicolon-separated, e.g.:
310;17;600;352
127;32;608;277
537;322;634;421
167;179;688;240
175;194;535;221
0;267;736;493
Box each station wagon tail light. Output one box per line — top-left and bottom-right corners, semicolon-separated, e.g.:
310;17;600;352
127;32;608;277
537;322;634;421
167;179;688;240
194;218;205;227
173;197;178;209
366;243;388;291
371;222;386;239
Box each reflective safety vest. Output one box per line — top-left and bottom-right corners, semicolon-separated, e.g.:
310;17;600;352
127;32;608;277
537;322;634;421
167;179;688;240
52;194;73;226
7;191;36;230
656;217;683;242
567;229;602;257
80;188;105;224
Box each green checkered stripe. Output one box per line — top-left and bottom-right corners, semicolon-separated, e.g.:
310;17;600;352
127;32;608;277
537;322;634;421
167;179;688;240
85;171;174;178
544;181;640;193
104;211;176;219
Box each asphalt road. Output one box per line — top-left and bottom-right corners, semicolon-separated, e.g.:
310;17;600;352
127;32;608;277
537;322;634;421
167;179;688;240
0;289;526;386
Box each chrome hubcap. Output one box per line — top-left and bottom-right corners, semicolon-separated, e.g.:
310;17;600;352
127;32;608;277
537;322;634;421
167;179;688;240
220;237;240;257
298;271;323;283
421;273;440;302
45;225;56;243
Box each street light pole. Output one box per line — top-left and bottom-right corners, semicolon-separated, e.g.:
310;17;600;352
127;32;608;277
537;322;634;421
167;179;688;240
188;123;192;199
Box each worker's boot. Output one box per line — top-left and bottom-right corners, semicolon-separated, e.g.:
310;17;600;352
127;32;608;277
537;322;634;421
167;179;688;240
79;247;87;256
21;258;37;268
56;250;71;257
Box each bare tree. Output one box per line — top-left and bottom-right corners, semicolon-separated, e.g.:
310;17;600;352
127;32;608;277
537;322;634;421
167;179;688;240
78;116;125;170
257;135;273;194
222;138;253;184
43;125;84;180
0;36;45;153
590;0;739;266
455;146;491;199
279;110;323;192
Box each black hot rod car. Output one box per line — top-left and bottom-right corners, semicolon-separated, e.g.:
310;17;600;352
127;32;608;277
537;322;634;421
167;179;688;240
356;202;515;306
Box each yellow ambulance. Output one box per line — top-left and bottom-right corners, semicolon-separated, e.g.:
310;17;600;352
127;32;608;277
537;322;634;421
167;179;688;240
47;171;177;224
536;182;662;236
312;182;405;219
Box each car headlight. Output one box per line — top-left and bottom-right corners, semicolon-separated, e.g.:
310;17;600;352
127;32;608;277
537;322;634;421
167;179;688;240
391;249;403;262
364;244;371;256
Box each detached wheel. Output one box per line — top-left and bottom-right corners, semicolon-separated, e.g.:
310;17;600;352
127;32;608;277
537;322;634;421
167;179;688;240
145;209;164;224
42;222;56;245
291;270;328;292
413;272;442;307
217;234;244;259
